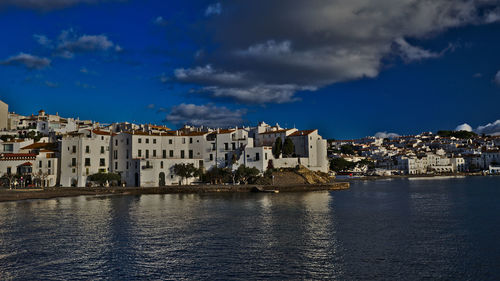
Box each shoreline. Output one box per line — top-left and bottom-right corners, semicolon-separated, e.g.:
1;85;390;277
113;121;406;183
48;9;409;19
0;182;350;203
342;173;498;181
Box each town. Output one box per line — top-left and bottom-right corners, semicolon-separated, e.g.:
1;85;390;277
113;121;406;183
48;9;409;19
0;99;499;188
0;100;328;188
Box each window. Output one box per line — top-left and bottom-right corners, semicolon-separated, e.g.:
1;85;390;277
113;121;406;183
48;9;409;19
72;158;76;166
181;150;185;159
72;146;76;153
210;154;213;161
115;162;118;170
126;162;129;169
126;150;129;159
126;138;129;145
189;138;193;144
138;149;142;157
153;150;157;157
115;139;118;146
182;138;186;144
101;146;105;154
100;159;105;166
85;146;90;153
48;160;51;168
169;139;172;144
232;143;236;150
146;138;149;144
146;150;149;158
101;136;104;140
255;153;260;161
189;150;193;159
265;153;268;160
113;150;118;159
161;161;164;169
153;139;156;144
162;150;166;158
169;150;173;157
224;143;228;150
225;154;228;160
85;158;91;166
138;138;142;143
39;161;42;168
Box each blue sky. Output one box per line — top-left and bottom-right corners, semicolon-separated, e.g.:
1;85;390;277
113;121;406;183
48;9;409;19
0;0;499;139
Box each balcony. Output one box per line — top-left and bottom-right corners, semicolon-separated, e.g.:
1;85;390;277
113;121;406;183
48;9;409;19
141;165;153;170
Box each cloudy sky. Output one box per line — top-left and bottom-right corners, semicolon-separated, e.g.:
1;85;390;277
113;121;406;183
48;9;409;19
0;0;499;138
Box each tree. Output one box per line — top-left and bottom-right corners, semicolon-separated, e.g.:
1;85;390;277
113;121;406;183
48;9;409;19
172;163;199;185
340;144;355;155
3;173;18;189
273;137;282;158
235;165;260;184
282;137;295;157
329;158;356;172
202;167;231;184
88;172;121;186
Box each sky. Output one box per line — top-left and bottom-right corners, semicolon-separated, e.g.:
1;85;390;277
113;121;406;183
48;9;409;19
0;0;499;139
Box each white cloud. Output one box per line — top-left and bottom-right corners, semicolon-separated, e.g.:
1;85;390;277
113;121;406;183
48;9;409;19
203;84;315;104
494;70;500;86
475;120;500;136
166;103;246;128
394;37;441;62
205;3;221;16
0;53;51;69
154;16;168;26
33;34;53;48
175;65;249;87
374;131;400;139
455;123;473;132
36;29;119;59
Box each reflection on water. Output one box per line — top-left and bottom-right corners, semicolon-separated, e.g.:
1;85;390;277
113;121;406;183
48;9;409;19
1;177;500;280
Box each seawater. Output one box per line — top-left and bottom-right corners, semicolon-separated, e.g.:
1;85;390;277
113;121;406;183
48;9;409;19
0;176;499;280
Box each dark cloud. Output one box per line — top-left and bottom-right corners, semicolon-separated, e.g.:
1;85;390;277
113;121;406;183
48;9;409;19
165;103;246;127
174;0;500;104
0;53;51;69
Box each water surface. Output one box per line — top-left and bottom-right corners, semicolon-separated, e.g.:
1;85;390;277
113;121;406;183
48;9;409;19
0;176;499;280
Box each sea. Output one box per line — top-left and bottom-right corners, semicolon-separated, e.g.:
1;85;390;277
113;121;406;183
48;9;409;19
0;176;499;280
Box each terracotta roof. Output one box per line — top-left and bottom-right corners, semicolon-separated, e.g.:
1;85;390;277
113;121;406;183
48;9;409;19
92;129;117;136
289;129;317;137
21;142;57;150
215;129;236;134
259;129;292;135
1;153;37;158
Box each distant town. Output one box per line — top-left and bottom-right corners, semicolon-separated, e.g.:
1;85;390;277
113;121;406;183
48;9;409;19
0;99;499;188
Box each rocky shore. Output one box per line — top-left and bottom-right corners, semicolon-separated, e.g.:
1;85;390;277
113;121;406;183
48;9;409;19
0;182;349;202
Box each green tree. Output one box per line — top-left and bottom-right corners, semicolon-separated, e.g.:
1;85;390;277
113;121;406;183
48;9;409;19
329;158;356;172
235;165;261;184
172;163;199;185
87;172;121;186
282;137;295;157
340;144;355;155
201;167;231;184
273;137;282;158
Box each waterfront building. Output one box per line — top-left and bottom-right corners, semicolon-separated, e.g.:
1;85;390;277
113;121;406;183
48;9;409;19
0;100;8;131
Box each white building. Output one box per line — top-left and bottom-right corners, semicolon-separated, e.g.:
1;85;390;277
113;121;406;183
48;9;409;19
59;129;113;187
0;99;8;131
